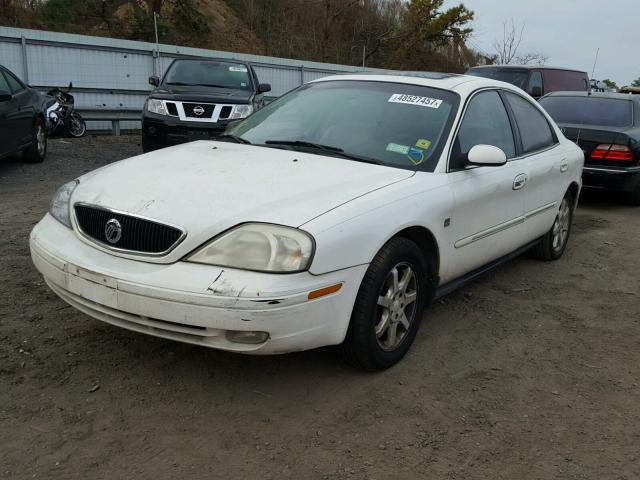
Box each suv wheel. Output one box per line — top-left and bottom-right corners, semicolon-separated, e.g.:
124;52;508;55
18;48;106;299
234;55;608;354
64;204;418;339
341;237;428;371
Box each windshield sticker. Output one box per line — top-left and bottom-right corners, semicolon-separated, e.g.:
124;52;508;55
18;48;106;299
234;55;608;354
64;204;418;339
389;94;442;109
407;147;425;165
416;139;432;150
229;66;248;73
386;143;410;155
240;82;247;87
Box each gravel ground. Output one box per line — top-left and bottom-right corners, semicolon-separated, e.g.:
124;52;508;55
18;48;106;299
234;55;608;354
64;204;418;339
1;135;639;480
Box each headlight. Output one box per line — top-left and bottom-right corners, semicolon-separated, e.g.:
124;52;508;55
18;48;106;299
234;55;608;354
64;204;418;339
146;98;168;116
50;179;78;228
229;104;253;119
186;223;314;273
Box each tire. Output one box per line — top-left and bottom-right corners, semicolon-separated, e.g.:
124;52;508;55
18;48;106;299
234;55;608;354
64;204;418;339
67;111;86;138
529;191;574;261
341;237;429;371
22;117;47;163
623;182;640;207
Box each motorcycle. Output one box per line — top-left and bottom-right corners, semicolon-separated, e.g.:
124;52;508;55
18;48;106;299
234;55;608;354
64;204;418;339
45;83;86;138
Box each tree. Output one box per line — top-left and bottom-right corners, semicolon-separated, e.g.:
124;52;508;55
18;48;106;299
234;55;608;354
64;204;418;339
388;0;475;71
632;77;640;87
493;20;547;66
602;79;618;90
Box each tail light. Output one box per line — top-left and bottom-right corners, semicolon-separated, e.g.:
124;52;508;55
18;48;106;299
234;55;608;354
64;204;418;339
590;144;634;161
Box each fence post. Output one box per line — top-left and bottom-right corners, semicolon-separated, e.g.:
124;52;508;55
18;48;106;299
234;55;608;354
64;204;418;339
20;36;29;84
299;65;304;85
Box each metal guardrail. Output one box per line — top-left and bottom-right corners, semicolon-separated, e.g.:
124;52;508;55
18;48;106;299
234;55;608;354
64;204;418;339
1;26;383;134
77;108;141;136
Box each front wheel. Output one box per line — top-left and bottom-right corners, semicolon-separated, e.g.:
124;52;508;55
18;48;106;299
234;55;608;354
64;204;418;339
341;237;429;371
529;191;574;261
67;111;86;138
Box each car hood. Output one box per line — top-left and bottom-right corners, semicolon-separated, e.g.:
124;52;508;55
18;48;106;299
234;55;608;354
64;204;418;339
72;141;414;262
151;85;253;103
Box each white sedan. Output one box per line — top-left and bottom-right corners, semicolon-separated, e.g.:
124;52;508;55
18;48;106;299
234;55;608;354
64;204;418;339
30;73;583;370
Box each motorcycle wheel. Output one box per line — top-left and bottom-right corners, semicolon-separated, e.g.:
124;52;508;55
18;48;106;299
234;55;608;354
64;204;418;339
68;111;87;138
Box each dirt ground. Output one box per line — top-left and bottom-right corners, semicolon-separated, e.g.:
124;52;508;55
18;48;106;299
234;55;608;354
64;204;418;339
1;135;639;480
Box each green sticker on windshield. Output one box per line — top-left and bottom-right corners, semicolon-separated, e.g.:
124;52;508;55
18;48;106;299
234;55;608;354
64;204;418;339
416;139;431;150
386;143;410;155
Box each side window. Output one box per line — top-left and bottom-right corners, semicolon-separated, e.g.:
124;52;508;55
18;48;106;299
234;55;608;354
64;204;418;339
5;71;25;93
451;90;516;170
504;92;556;154
529;71;543;96
0;72;11;93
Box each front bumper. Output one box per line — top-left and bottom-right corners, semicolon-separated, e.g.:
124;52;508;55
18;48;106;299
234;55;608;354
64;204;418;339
142;113;232;151
30;214;367;354
582;166;640;193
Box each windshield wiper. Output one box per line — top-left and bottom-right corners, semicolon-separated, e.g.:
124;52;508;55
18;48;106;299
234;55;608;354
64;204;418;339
217;134;251;144
263;140;385;165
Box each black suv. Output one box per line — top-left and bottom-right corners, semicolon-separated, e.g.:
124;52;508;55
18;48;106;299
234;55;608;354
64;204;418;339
0;64;48;163
142;58;271;152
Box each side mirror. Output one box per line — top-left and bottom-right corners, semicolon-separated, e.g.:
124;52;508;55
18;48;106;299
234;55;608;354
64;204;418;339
530;86;542;98
467;144;507;167
257;83;271;94
149;76;160;87
0;90;12;102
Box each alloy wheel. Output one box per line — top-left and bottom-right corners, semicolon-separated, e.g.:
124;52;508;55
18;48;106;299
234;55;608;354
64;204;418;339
375;262;418;351
552;198;571;252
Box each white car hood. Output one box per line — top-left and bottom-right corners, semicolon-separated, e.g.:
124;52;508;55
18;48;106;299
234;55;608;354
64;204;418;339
72;141;413;261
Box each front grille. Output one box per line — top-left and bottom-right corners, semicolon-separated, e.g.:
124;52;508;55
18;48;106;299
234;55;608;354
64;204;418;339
183;102;215;118
74;205;184;255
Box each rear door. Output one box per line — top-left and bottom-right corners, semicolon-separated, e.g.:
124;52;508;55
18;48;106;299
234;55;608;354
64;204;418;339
503;91;564;240
0;70;18;156
445;89;527;280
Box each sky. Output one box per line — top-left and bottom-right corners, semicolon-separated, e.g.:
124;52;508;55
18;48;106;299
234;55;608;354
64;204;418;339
442;0;639;86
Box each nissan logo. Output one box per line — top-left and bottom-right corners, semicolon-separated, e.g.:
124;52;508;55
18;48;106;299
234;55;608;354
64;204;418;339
193;106;205;116
104;218;122;244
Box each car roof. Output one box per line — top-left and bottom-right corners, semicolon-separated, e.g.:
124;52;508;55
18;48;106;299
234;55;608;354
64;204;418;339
543;91;640;102
469;64;587;73
311;72;522;95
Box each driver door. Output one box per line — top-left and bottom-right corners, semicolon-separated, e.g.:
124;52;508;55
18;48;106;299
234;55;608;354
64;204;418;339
443;89;528;282
0;70;18;156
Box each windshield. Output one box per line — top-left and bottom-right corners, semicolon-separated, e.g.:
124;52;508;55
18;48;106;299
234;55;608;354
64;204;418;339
467;67;530;90
540;96;633;128
228;80;459;171
163;60;252;90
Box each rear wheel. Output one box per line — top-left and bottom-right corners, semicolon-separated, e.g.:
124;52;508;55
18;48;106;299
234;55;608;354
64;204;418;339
623;181;640;207
529;191;574;261
341;237;429;371
23;117;47;163
67;111;86;138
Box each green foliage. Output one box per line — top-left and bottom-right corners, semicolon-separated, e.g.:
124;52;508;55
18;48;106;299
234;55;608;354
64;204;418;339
632;77;640;87
602;79;618;89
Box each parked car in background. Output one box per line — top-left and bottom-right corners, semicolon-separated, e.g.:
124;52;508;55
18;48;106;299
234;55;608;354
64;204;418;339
142;58;271;152
620;86;640;95
30;73;583;370
540;92;640;205
467;65;589;100
0;64;47;163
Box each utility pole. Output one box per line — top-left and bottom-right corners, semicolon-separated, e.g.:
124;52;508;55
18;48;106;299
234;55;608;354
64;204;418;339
591;47;600;80
153;11;160;76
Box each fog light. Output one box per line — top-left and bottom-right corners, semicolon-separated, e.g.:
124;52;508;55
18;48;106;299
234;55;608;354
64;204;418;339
226;330;269;344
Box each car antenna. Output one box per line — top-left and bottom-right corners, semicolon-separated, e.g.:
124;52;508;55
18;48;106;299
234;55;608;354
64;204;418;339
590;47;600;82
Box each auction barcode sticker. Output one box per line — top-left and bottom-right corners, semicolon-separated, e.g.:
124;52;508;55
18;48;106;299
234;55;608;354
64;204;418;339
388;94;443;109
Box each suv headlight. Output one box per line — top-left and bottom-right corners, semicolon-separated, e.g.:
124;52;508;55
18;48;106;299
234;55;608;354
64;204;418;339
186;223;314;273
146;98;168;116
229;104;253;119
50;179;78;228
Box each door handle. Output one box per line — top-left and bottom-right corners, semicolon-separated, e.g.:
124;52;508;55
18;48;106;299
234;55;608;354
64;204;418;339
513;173;528;190
560;159;569;173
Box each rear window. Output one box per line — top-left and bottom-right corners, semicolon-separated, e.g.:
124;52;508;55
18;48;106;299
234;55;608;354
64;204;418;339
467;68;529;90
540;96;633;128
